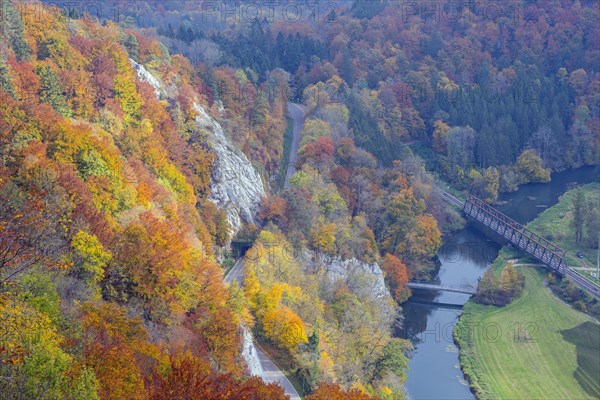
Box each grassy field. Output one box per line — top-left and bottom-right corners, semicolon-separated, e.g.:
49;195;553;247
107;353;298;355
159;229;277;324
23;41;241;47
455;183;600;399
456;267;599;399
526;183;600;284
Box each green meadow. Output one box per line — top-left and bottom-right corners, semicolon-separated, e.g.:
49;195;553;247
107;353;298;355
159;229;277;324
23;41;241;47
455;183;600;399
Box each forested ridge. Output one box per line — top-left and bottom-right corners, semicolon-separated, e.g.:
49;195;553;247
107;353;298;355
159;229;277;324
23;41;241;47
0;1;416;398
143;0;598;200
1;0;598;399
0;0;292;398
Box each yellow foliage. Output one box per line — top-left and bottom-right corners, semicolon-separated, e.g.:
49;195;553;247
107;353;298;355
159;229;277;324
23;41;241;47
263;307;308;351
71;231;112;299
0;297;99;399
319;351;336;381
244;270;261;310
311;223;337;256
261;283;303;314
244;231;300;287
111;46;143;126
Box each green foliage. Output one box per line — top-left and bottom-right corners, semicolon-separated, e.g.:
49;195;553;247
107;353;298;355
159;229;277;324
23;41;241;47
208;20;326;80
35;65;72;117
515;150;551;184
123;34;139;62
457;267;598;400
527;183;599;280
446;126;476;170
0;55;15;97
0;3;273;398
18;270;61;325
71;230;112;289
470;167;500;203
289;170;312;189
0;0;32;61
251;91;269;126
346;93;398;166
572;188;586;243
0;297;99;400
314;183;346;219
547;274;600;320
77;148;111;178
475;262;525;306
214;210;230;247
372;339;411;382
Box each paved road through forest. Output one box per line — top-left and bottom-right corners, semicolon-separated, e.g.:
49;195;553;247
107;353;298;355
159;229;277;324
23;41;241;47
223;102;306;399
284;103;306;189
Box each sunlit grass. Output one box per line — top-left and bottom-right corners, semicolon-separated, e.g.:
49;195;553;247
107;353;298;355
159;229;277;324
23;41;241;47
455;183;600;399
456;267;599;399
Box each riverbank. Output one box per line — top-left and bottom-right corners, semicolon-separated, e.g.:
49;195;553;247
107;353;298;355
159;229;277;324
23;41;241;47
455;183;600;399
526;183;600;285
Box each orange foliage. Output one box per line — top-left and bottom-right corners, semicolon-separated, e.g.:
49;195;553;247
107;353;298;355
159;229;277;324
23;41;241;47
306;383;378;400
149;351;288;400
0;3;294;397
299;136;335;167
186;303;240;373
381;253;410;301
82;303;160;400
89;52;117;108
263;306;308;351
7;59;41;103
258;194;288;225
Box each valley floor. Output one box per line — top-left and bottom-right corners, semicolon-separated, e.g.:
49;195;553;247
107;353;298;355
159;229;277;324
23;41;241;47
455;184;600;399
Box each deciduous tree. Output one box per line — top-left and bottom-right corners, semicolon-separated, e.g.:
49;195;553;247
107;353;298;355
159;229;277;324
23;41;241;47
263;306;308;351
381;254;410;301
305;383;375;400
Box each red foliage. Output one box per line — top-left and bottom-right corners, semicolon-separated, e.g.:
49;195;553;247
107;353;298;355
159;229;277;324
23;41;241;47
127;158;170;204
82;303;152;400
89;53;117;107
149;352;288;400
0;169;58;284
299;136;335;167
185;304;240;373
8;59;41;104
68;35;95;58
57;164;114;245
258;194;288;225
331;166;351;186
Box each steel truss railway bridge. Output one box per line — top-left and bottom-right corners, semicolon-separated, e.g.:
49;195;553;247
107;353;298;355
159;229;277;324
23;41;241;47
434;191;600;298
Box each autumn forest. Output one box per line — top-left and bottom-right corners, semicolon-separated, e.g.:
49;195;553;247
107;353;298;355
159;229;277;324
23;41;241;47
0;0;598;399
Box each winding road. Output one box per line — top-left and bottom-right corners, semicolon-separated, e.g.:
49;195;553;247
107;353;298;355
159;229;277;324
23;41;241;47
223;102;306;400
284;103;306;189
224;258;244;285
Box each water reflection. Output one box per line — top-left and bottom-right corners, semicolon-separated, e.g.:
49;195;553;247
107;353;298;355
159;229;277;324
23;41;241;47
399;228;494;400
399;166;597;400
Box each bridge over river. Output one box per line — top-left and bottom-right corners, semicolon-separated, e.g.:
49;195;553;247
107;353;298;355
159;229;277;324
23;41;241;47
435;191;600;298
407;281;476;295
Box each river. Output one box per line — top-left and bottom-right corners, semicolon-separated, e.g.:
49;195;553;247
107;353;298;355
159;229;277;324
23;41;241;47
398;166;597;400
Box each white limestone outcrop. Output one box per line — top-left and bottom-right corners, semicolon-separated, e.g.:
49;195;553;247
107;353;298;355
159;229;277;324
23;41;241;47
130;59;162;98
194;104;265;236
306;253;397;320
241;326;264;377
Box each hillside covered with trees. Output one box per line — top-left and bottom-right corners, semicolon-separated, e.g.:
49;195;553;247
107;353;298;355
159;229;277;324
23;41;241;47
0;1;293;398
140;0;598;203
0;1;421;398
1;0;598;399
